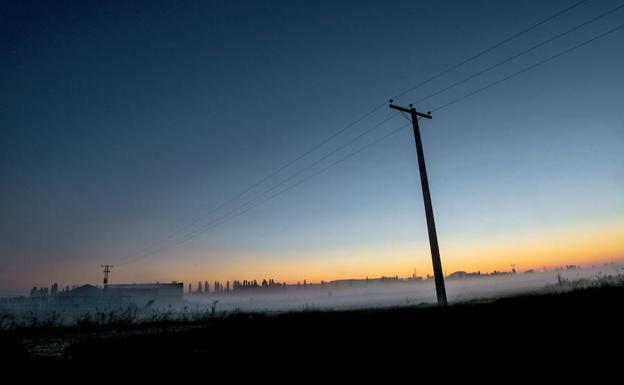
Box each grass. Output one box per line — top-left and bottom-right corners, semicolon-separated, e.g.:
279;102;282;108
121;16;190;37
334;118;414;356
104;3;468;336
0;275;622;366
1;272;622;332
545;270;624;292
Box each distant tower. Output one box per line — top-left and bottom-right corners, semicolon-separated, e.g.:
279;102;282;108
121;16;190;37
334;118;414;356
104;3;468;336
101;265;113;288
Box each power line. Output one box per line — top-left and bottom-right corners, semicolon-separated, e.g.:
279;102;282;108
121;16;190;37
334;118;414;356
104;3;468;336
431;22;624;113
190;124;411;236
113;1;589;264
392;0;586;100
154;21;624;263
412;2;624;105
117;113;397;264
117;14;622;265
220;113;398;214
124;102;388;259
119;122;411;265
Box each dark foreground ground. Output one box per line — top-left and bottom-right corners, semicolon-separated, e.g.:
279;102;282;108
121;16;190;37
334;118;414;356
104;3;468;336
1;286;622;371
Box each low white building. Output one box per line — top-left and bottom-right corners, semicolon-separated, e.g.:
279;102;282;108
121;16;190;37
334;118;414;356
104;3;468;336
106;282;184;306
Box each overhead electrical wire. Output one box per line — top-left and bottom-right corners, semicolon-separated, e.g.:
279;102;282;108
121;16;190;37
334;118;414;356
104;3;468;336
118;114;397;262
411;2;624;106
117;113;398;264
391;0;587;99
112;1;598;264
119;122;413;265
217;114;399;212
430;22;624;113
119;20;624;265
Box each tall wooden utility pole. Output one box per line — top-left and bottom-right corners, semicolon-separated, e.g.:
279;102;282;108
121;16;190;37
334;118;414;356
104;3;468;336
389;100;447;306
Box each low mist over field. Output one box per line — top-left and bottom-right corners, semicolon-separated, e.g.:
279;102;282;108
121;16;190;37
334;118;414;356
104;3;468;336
184;264;621;312
2;264;621;330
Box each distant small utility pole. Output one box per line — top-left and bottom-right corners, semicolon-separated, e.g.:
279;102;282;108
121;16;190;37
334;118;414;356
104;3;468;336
101;264;113;289
389;100;447;306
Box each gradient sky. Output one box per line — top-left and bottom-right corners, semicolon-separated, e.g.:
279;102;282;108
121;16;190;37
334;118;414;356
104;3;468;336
1;0;623;294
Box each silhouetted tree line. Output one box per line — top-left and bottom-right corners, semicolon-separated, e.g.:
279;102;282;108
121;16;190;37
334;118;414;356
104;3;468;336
30;283;73;297
188;280;232;294
233;278;286;291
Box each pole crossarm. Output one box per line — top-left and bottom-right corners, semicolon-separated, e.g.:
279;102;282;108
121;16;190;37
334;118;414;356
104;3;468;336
389;100;432;119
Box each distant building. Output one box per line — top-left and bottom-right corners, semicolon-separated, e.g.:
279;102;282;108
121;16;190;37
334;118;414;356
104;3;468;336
489;270;512;277
107;282;184;305
56;284;120;307
54;282;183;308
447;271;481;279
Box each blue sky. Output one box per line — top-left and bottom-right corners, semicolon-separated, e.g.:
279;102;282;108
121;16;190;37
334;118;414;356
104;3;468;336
1;0;623;292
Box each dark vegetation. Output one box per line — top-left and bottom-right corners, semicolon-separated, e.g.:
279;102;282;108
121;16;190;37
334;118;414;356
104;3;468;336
1;283;622;370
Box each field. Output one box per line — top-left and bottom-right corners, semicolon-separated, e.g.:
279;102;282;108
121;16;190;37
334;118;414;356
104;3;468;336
1;277;622;369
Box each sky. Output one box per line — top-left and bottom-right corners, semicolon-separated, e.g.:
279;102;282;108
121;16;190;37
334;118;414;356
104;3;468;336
1;0;623;294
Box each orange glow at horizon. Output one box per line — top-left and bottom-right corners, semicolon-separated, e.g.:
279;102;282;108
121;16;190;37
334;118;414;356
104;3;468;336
118;216;624;284
9;216;623;291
